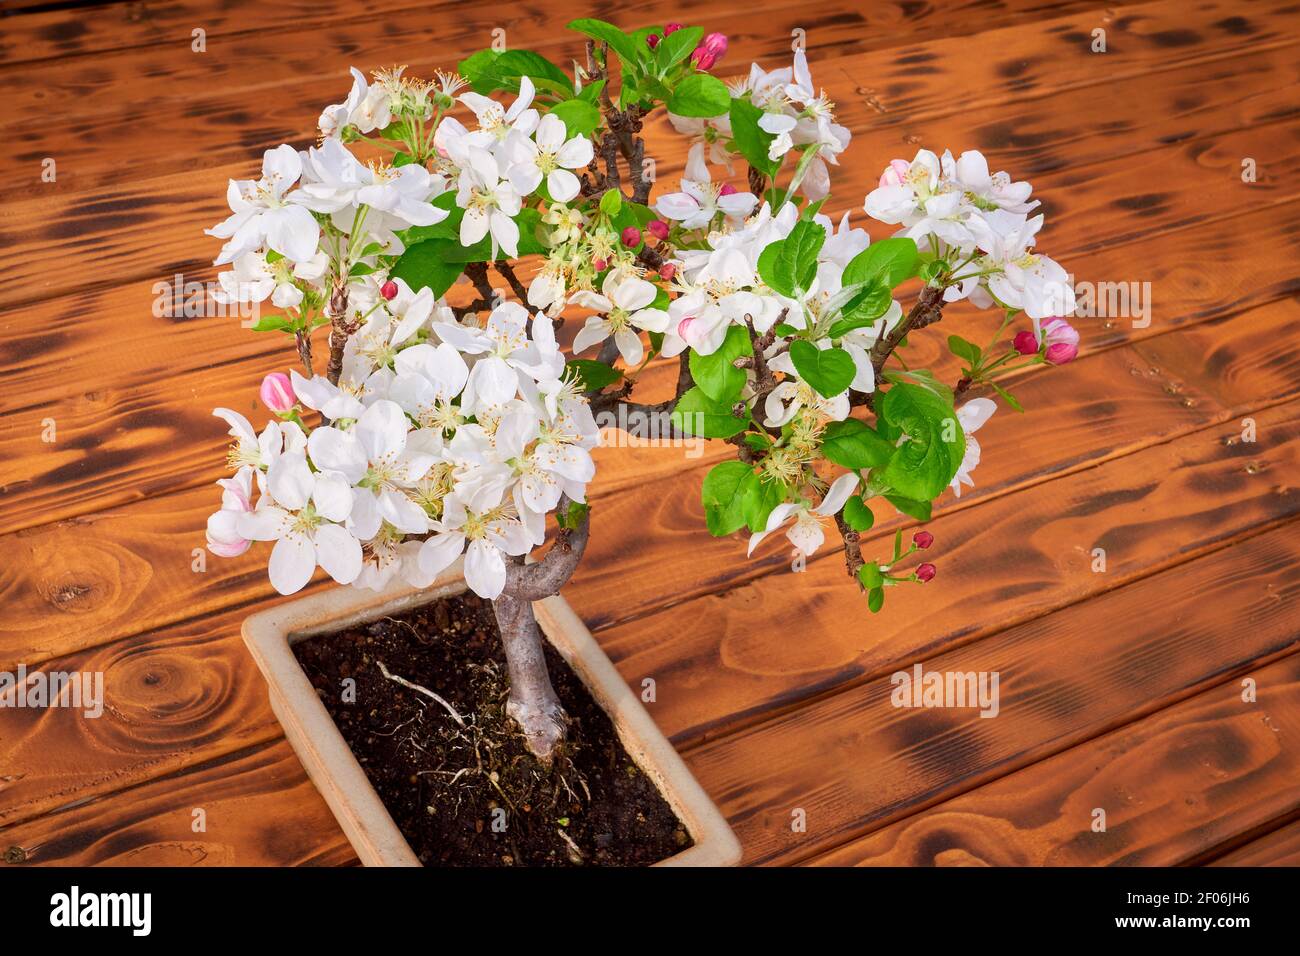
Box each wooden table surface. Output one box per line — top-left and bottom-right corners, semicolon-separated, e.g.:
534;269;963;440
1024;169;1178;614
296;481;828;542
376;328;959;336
2;0;1299;867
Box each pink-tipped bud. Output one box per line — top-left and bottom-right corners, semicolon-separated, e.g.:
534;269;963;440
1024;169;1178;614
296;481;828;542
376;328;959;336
647;33;661;49
260;372;295;414
702;32;728;56
719;183;738;196
1045;342;1079;365
916;562;937;583
913;531;934;550
593;257;608;272
659;263;677;282
621;226;642;247
664;21;683;35
1013;330;1039;356
380;280;398;300
1041;317;1080;364
691;48;718;70
646;219;670;240
879;159;910;188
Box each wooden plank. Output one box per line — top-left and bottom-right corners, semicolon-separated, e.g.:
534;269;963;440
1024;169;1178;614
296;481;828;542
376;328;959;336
8;2;1299;304
807;652;1300;866
683;518;1300;865
5;0;1289;197
0;739;357;866
0;604;281;827
0;0;1086;72
1209;818;1300;867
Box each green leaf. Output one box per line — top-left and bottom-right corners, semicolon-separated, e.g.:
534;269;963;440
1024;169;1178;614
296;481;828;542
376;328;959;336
947;334;982;367
249;314;293;332
741;471;784;533
885;494;933;521
867;586;885;613
599;187;623;217
878;381;965;501
990;381;1025;413
820;419;894;469
757;219;825;297
689;326;752;404
727;97;779;177
568;19;645;69
656;25;703;71
459;50;503;93
789;341;855;398
825;285;893;338
566;359;623;391
667;73;730;117
842;495;875;532
481;49;574;97
390;240;466;297
549;98;602;138
882;368;954;404
557;500;590;529
701;461;752;536
842;237;920;290
857;561;883;589
671;386;747;438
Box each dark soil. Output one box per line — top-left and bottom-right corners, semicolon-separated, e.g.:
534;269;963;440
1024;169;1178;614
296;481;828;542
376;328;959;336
293;592;691;866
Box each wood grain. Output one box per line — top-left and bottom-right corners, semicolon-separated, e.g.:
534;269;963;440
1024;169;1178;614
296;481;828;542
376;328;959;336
684;518;1300;865
1209;818;1300;867
4;0;1299;868
0;739;357;866
807;651;1300;866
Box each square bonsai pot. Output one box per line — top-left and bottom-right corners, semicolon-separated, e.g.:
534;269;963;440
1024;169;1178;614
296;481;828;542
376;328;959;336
242;561;742;867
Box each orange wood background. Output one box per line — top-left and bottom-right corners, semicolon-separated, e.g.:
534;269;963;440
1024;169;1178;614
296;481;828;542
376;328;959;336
1;0;1298;866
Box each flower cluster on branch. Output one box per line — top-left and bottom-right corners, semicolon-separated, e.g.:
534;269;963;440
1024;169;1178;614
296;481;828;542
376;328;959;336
205;18;1079;615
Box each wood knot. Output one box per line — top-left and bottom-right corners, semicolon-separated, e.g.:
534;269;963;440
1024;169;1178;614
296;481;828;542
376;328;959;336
49;582;94;608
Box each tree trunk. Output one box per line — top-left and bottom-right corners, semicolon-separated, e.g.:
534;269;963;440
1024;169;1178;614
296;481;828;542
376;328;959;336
493;593;567;762
491;498;592;761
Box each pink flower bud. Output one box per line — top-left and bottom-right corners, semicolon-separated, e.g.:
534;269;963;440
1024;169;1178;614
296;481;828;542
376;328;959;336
1013;330;1039;355
647;33;661;49
260;372;295;414
380;280;398;300
646;219;670;240
691;48;718;70
1041;317;1079;364
621;226;642;247
913;531;934;550
664;21;683;35
659;263;677;282
702;32;728;56
1045;342;1079;365
916;562;937;583
719;183;738;196
593;257;608;272
879;159;910;188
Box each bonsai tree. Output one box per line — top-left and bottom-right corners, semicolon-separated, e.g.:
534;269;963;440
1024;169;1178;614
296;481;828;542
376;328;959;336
205;20;1078;761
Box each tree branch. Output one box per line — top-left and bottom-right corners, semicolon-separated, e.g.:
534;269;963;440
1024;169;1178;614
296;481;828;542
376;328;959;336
501;499;592;602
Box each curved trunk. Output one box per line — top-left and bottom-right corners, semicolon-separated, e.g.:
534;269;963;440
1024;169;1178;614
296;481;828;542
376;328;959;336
493;593;567;762
490;498;592;761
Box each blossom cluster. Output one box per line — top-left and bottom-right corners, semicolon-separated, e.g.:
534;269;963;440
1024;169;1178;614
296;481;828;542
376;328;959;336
204;20;1078;610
